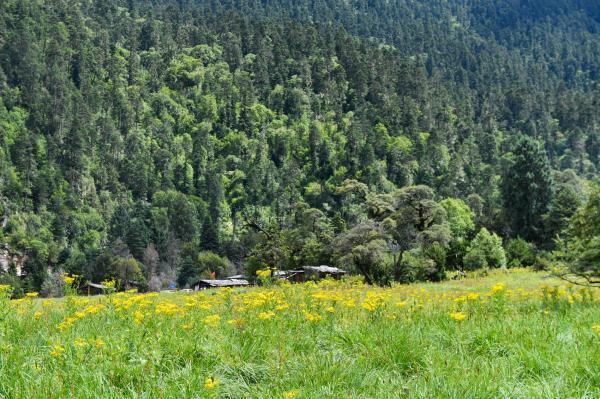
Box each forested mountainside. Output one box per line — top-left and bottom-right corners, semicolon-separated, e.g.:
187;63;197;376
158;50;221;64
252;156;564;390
0;0;598;294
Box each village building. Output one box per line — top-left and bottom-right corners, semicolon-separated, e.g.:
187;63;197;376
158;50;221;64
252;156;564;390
194;279;250;290
80;282;111;296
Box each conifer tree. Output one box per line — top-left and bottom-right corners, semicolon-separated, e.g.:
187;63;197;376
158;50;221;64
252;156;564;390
502;135;554;242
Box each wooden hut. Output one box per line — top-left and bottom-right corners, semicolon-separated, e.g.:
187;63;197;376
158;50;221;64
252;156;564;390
193;279;250;291
301;265;347;281
80;282;111;295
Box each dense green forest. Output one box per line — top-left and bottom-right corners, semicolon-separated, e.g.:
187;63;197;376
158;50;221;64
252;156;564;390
0;0;599;294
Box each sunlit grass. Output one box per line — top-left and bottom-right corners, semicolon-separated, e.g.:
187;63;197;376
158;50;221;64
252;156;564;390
0;269;598;398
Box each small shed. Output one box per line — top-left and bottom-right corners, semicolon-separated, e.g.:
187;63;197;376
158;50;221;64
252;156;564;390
225;274;246;280
80;282;111;296
194;279;250;290
278;269;305;283
302;265;347;280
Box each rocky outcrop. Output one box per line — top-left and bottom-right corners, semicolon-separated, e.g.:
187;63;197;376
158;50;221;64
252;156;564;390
0;245;25;276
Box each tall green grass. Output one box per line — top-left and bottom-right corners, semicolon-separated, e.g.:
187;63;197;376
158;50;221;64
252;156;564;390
0;270;598;398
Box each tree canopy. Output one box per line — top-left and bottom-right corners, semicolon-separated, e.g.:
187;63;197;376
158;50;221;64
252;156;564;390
0;0;598;292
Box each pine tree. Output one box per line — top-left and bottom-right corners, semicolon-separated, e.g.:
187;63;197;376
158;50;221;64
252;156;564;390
502;135;554;242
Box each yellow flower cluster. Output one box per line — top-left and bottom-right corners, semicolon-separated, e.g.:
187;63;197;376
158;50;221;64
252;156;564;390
50;344;65;358
101;279;116;288
304;311;323;323
454;292;480;303
63;275;75;285
491;282;506;294
3;267;594;376
258;311;275;320
0;284;12;297
204;314;221;326
154;302;181;316
449;311;467;321
58;303;107;331
204;377;219;390
256;268;273;279
361;291;390;312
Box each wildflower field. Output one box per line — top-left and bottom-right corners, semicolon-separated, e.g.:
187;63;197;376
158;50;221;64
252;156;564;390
0;270;598;399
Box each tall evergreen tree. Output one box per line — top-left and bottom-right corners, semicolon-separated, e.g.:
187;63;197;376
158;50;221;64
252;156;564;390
502;135;554;242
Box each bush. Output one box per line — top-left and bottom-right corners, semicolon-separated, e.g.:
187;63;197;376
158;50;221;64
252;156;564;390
463;228;506;270
552;186;600;286
533;253;551;271
178;251;231;287
0;273;22;298
506;238;536;267
397;245;447;283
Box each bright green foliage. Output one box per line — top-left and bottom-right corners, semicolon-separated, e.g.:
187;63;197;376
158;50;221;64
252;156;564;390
178;250;231;287
543;185;582;243
440;198;475;238
464;228;507;270
506;238;536;268
440;198;475;270
553;186;600;286
0;0;598;291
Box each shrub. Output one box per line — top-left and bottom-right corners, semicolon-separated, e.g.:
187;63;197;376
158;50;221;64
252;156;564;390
397;245;447;283
463;228;506;270
506;238;536;267
533;253;551;271
552;186;600;287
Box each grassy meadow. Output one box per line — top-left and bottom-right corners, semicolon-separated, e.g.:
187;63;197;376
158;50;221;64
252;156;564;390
0;269;598;398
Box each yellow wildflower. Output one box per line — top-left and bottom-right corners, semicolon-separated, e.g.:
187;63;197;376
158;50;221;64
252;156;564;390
0;284;12;296
258;311;275;320
275;303;290;311
63;275;75;285
204;314;221;326
94;339;105;349
25;292;39;298
283;390;299;398
34;311;43;320
101;279;116;288
73;338;87;348
50;344;65;358
58;317;76;331
227;318;244;327
343;299;356;308
204;377;219;390
256;268;272;279
449;311;467;321
155;302;180;316
304;312;323;323
491;283;506;294
133;310;145;324
592;325;600;335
